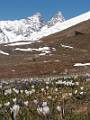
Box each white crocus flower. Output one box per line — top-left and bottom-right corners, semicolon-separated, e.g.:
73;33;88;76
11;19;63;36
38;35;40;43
4;102;10;107
25;90;30;96
75;82;79;86
12;98;17;103
80;86;84;90
29;91;33;95
24;101;29;106
20;90;23;94
31;85;35;89
41;88;45;92
10;104;20;120
74;90;78;94
37;107;43;115
46;81;50;85
56;80;63;85
42;102;47;107
13;88;19;94
4;89;12;95
55;88;58;92
42;105;50;116
68;93;72;96
47;96;52;99
46;86;49;90
31;89;35;93
42;101;50;115
33;99;38;105
80;91;84;95
56;105;61;112
37;105;50;116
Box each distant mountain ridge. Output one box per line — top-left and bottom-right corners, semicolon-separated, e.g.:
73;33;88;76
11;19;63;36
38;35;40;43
0;11;90;44
0;11;65;44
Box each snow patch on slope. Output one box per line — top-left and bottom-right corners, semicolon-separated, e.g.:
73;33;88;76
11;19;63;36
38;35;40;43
5;41;33;46
74;63;90;67
15;47;51;55
61;44;73;49
15;47;50;52
15;47;52;56
0;50;9;55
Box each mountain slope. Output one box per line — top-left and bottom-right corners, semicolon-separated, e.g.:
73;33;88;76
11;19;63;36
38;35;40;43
0;19;90;78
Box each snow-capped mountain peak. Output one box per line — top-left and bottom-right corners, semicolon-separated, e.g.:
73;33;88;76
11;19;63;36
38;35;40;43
25;12;45;30
0;11;65;44
27;12;43;21
28;11;90;42
48;11;65;27
0;12;45;43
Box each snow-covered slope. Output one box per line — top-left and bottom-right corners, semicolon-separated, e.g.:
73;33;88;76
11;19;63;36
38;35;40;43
0;12;45;43
0;11;90;44
0;12;64;44
29;11;90;41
